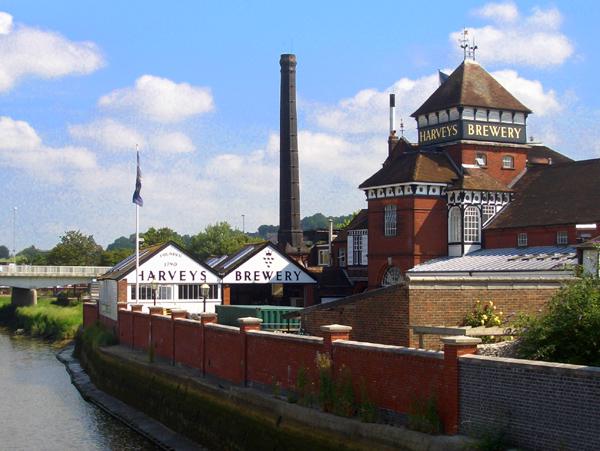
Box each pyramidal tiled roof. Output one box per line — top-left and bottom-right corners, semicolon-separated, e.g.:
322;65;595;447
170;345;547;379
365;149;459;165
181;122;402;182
412;60;531;117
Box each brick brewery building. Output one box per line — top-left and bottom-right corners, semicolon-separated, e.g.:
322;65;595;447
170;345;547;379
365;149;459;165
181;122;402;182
305;55;600;346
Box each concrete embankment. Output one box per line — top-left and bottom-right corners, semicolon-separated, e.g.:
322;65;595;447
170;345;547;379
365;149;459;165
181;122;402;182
57;345;202;451
74;340;473;451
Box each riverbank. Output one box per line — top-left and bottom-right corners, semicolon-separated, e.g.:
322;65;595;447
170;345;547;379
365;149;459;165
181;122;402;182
0;295;82;340
76;324;472;451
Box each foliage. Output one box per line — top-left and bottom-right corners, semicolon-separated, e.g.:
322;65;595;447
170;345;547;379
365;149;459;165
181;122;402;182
516;276;600;365
101;248;132;266
17;245;49;264
464;300;503;327
190;222;262;259
335;211;360;229
106;235;135;251
141;227;184;248
407;396;442;434
0;244;9;259
333;365;355;417
357;381;378;423
315;351;335;412
75;322;117;356
470;429;510;451
46;230;103;266
257;224;279;239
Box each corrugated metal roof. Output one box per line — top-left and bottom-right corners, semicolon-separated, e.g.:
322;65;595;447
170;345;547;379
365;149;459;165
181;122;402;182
408;246;576;273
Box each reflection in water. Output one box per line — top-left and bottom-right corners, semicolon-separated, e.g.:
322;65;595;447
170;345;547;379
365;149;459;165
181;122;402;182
0;328;158;450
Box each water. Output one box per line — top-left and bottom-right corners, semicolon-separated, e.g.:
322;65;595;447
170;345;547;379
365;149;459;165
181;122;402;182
0;328;159;450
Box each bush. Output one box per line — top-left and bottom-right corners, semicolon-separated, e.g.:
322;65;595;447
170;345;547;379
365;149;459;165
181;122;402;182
463;300;504;344
517;276;600;365
54;291;78;307
407;395;442;434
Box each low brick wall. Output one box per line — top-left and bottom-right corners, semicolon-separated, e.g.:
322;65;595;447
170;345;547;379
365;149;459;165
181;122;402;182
459;355;600;450
83;302;98;327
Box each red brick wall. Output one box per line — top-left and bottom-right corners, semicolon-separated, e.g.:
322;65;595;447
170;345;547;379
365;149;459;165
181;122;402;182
408;286;559;349
173;319;203;369
117;279;128;303
204;325;243;384
333;343;444;413
246;333;322;390
484;224;585;249
118;310;133;346
83;302;98;328
132;312;150;350
151;315;173;361
301;285;410;346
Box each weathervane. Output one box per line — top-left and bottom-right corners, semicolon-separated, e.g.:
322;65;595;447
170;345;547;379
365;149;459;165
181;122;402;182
459;28;478;61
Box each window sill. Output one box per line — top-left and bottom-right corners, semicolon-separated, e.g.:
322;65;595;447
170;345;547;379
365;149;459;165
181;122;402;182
501;167;515;170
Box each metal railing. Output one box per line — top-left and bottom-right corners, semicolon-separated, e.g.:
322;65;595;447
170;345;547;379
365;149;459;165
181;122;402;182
0;265;111;277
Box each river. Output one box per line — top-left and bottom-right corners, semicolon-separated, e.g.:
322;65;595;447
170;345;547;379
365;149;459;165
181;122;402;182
0;328;159;450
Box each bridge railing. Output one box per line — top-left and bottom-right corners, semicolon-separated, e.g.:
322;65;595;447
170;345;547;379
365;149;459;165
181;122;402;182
0;265;112;277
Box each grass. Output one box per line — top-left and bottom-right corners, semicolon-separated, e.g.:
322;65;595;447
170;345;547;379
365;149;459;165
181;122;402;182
0;294;83;340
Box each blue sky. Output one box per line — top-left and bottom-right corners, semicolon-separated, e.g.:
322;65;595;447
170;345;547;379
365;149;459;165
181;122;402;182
0;1;598;250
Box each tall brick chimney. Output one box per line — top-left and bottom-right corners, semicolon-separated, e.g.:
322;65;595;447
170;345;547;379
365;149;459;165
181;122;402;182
278;54;303;251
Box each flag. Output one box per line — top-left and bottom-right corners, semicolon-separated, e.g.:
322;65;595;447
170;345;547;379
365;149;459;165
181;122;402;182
132;151;143;207
439;70;449;85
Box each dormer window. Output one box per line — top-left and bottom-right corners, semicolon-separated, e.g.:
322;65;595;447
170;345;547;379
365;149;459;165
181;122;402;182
475;153;487;167
462;108;474;120
488;110;500;122
513;112;525;124
501;111;513;123
475;109;487;121
502;155;514;169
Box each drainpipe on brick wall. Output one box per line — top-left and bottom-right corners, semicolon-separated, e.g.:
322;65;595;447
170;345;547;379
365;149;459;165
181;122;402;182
199;313;217;376
238;317;263;386
441;335;481;435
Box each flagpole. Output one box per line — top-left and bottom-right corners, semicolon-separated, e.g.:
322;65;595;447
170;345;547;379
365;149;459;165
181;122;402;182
135;144;140;306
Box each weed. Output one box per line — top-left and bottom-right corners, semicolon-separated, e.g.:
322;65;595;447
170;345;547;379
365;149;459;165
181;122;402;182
407;396;442;434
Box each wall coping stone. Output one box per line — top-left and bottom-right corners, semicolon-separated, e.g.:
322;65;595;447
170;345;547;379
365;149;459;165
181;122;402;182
461;354;600;376
237;317;263;326
441;336;482;345
205;323;239;333
199;312;217;319
247;330;323;344
320;324;352;333
173;318;202;326
335;340;444;359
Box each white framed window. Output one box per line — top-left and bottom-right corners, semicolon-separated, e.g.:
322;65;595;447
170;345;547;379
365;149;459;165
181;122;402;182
502;155;514;169
131;284;153;300
475;109;488;121
482;205;496;224
513;112;525;124
438;110;449;123
449;107;460;121
463;206;481;243
475;153;487;167
353;235;363;265
384;204;397;237
338;247;346;267
501;111;513;123
448;207;462;243
518;233;528;247
428;112;438;125
418;115;428;127
382;267;402;286
318;249;330;266
462;107;475;120
488;110;500;122
557;231;568;245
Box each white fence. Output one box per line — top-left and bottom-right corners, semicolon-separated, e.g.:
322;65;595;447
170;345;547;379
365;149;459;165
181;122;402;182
0;264;111;277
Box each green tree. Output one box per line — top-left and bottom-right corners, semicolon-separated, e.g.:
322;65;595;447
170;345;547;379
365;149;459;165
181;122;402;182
17;245;49;264
141;227;184;248
517;276;600;366
257;224;278;239
190;222;262;259
46;230;103;266
0;245;9;259
106;235;135;251
100;248;132;266
335;211;359;229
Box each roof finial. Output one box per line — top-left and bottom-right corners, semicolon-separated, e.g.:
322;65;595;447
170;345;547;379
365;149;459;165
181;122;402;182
459;28;478;61
399;118;404;137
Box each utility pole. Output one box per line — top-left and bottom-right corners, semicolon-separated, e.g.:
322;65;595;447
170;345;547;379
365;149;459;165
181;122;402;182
12;206;17;265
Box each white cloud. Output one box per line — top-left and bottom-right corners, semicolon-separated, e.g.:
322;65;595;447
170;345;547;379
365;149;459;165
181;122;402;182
69;119;145;151
455;4;573;67
99;75;214;123
475;2;518;23
0;12;104;92
150;132;196;154
491;70;561;115
0;116;96;180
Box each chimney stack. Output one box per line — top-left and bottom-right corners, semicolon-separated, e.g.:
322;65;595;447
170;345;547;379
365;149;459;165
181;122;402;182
278;54;303;251
389;93;396;135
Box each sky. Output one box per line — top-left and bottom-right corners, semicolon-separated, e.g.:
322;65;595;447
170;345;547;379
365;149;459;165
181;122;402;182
0;0;599;250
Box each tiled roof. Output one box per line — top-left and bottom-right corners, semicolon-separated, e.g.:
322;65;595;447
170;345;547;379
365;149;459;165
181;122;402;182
450;167;512;192
316;267;353;288
346;209;368;230
359;150;459;189
527;145;573;165
408;246;576;273
412;60;531;117
206;242;270;274
486;158;600;229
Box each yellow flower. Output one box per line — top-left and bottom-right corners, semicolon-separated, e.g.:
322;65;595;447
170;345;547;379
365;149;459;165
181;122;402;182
482;314;488;321
489;301;494;306
499;311;503;316
480;319;485;325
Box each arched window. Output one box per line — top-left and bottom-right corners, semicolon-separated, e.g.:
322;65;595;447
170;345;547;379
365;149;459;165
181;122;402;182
464;207;481;243
384;204;397;237
448;207;462;243
382;266;402;286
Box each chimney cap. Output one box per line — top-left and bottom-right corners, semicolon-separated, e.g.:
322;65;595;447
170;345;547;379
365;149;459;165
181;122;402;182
280;54;297;65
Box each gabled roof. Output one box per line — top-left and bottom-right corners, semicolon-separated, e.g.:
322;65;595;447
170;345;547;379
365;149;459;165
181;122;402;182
359;150;459;189
486;158;600;229
450;167;512;192
207;242;270;274
412;60;531;117
98;241;218;280
346;209;368;231
408;246;576;273
527;145;573;166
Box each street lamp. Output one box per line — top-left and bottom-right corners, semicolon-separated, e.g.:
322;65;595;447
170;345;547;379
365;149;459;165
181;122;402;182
12;206;17;265
151;280;158;306
200;283;210;313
